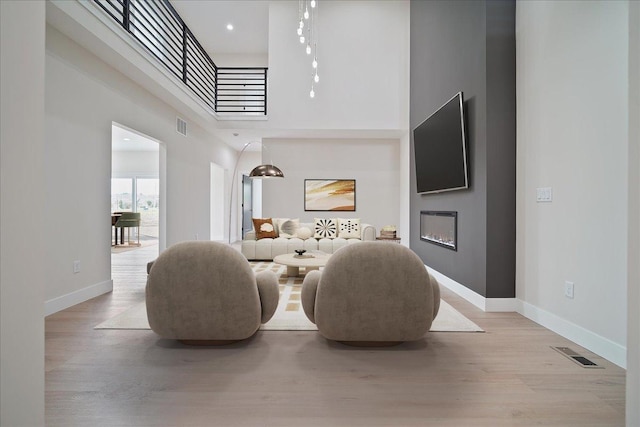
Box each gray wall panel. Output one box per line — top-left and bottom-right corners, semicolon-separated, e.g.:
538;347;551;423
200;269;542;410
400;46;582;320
410;0;515;298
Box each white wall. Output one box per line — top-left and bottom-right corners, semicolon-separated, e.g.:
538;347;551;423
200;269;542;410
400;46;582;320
266;1;409;131
44;25;238;308
627;1;639;423
210;162;225;241
516;1;629;366
212;53;268;68
261;138;400;234
1;2;46;425
112;150;159;177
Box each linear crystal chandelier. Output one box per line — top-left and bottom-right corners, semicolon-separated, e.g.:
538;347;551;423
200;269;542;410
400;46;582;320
297;0;319;98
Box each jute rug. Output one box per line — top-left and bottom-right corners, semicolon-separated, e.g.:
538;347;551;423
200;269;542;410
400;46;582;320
95;262;483;332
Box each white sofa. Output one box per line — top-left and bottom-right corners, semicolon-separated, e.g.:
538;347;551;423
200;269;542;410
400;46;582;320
241;220;376;260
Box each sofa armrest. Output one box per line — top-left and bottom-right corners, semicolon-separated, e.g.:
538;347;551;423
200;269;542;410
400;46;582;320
301;270;321;323
245;230;257;241
361;223;376;241
256;270;279;323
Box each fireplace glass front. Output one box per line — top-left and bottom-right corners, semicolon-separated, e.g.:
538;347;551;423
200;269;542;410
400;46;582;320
420;211;457;251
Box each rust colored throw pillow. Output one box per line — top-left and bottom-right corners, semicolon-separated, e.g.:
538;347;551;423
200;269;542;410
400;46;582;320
252;218;277;239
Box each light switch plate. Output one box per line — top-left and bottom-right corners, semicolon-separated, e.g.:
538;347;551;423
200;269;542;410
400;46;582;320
536;187;553;202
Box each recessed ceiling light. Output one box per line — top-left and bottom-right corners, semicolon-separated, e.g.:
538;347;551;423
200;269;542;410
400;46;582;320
124;138;131;141
226;23;234;31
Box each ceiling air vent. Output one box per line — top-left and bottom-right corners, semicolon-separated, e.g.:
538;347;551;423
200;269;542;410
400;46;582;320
176;117;187;137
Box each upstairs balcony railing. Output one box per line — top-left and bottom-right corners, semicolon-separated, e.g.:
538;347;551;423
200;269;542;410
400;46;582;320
93;0;267;115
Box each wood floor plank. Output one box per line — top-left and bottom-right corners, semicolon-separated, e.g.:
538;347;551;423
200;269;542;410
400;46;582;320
45;242;626;426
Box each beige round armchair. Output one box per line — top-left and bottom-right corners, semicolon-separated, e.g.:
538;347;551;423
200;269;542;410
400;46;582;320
146;241;279;344
301;242;440;345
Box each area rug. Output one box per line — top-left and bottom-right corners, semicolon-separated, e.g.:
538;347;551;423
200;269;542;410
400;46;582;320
95;262;483;332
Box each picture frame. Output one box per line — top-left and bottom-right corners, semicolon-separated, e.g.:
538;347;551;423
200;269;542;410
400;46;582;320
304;179;356;211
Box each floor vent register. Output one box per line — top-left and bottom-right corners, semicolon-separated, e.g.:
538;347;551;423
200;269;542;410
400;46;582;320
551;346;603;369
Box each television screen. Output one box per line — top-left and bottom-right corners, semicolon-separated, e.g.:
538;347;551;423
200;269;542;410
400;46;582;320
413;92;468;194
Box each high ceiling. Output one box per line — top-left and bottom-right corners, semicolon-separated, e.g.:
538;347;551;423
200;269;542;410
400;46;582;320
169;1;271;150
170;0;269;56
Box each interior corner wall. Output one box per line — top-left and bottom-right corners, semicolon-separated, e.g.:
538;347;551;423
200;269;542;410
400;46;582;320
260;139;400;233
44;25;238;305
516;1;628;364
627;1;639;422
409;0;516;299
1;2;46;425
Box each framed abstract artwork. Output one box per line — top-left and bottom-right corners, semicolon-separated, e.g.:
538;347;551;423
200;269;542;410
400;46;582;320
304;179;356;211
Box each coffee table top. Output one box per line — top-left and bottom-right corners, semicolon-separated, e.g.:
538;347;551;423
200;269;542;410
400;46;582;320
273;251;331;268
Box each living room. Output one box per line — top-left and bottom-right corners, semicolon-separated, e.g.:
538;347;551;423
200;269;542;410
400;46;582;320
1;0;638;425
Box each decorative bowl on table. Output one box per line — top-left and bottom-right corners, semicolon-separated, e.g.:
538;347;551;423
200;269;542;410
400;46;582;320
294;249;312;258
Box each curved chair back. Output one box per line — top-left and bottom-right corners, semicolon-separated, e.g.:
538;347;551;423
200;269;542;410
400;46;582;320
314;242;437;342
114;212;140;227
146;241;262;341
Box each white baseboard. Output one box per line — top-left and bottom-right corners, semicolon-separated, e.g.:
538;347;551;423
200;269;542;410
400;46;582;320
426;265;517;312
517;300;626;368
44;279;113;316
425;264;627;368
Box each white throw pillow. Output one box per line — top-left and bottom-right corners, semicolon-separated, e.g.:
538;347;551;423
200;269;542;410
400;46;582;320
338;218;361;239
273;218;289;236
314;218;338;239
278;218;300;238
295;226;312;240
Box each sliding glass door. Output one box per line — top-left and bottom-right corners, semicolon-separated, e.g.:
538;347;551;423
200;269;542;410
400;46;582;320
111;176;159;240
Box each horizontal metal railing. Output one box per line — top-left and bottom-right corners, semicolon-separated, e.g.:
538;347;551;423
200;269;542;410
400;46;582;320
93;0;267;115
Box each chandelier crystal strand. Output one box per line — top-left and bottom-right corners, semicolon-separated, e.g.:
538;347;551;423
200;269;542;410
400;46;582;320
297;0;318;98
306;0;312;54
313;1;319;84
297;1;303;35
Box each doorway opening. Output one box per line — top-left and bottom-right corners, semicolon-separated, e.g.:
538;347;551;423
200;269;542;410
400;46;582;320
111;124;162;255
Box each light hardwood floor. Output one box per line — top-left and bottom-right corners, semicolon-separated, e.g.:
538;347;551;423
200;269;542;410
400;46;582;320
45;244;626;426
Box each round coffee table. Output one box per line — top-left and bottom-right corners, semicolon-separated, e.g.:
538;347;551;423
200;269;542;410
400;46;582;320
273;252;331;277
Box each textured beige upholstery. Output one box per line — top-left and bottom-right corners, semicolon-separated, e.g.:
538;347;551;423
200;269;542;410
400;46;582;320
241;221;376;260
146;241;279;343
301;242;441;344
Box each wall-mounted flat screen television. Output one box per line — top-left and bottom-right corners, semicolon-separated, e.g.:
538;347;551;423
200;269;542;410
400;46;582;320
413;92;469;194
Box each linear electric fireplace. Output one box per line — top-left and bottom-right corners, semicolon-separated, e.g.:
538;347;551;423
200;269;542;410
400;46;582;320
420;211;457;251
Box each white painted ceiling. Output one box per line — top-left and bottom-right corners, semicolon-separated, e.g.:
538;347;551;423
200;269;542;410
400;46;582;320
170;0;269;56
169;0;270;151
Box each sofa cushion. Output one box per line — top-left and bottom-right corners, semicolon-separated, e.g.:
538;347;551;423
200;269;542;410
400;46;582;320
278;218;300;238
252;218;277;239
338;218;361;239
296;226;312;240
314;218;338;239
272;218;289;235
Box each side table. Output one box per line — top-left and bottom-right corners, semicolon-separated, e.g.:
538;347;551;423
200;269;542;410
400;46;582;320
376;237;401;244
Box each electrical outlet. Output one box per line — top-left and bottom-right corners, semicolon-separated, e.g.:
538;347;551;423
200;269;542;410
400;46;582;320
73;260;81;274
564;281;574;299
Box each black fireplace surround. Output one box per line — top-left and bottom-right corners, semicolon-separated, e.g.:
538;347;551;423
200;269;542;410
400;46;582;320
420;211;457;251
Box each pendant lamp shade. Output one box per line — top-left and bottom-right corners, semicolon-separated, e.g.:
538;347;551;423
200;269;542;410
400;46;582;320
249;164;285;178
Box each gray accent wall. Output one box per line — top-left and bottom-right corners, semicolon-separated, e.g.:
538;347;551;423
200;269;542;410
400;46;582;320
410;0;515;298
